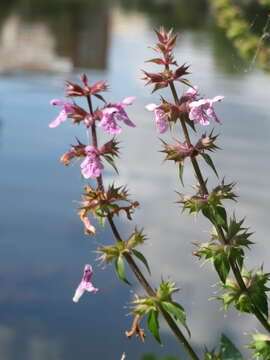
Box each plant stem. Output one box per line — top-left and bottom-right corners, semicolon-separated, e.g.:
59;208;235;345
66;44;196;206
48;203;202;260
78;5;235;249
169;81;270;334
86;95;200;360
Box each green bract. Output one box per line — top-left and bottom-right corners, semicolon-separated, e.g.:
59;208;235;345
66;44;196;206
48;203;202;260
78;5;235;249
248;332;270;359
97;229;149;283
217;267;270;316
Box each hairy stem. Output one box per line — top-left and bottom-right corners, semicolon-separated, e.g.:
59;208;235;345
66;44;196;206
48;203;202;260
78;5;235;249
169;81;270;333
86;95;200;360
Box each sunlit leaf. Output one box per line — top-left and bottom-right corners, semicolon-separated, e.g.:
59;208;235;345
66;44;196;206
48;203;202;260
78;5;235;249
162;301;190;337
214;255;230;283
115;257;131;285
147;310;161;344
132;249;151;275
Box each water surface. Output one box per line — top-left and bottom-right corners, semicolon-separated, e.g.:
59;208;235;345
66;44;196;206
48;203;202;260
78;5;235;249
0;1;270;359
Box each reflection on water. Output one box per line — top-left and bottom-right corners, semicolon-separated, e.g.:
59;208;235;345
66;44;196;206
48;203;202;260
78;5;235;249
0;1;270;360
0;2;110;72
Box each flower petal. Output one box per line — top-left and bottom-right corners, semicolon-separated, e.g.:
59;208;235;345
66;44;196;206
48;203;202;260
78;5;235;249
146;103;157;111
121;96;136;105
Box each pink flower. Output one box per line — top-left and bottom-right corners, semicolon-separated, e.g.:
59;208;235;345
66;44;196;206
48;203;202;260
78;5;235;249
184;86;198;100
99;97;136;134
49;99;76;128
189;96;224;126
73;264;98;303
80;145;104;179
146;103;169;134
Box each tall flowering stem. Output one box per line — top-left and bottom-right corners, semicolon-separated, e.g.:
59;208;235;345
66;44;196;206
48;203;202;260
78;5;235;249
50;74;199;359
85;93;199;360
144;27;270;342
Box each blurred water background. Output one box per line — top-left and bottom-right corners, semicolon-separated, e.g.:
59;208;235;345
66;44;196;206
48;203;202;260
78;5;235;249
0;0;270;359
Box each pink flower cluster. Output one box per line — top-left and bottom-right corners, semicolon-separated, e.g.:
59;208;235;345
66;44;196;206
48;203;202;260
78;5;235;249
49;97;136;135
146;86;224;133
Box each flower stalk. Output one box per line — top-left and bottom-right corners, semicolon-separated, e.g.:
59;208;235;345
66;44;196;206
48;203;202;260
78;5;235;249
86;93;199;360
145;27;270;336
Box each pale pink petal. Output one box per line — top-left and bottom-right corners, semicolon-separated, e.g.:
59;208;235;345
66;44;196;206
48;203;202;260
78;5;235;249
72;283;85;303
102;107;118;115
186;86;198;97
154;109;169;133
211;95;224;103
50;98;65;106
84;282;98;292
49;109;67;128
146;103;157;111
121;96;136;105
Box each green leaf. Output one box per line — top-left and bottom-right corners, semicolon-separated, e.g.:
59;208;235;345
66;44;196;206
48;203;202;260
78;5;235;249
94;207;107;228
214;255;230;283
115;257;131;285
201;153;219;178
213;206;228;229
161;301;191;337
96;214;106;228
132;249;151;275
147;310;162;344
202;207;214;224
251;290;269;318
220;333;243;360
103;155;119;174
179;163;184;186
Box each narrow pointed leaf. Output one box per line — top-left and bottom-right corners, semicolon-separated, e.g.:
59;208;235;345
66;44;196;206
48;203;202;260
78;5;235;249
147;310;161;344
185;117;196;132
132;249;151;275
214;255;230;283
202;207;214;224
104;155;119;174
115;257;131;285
179;78;193;88
213;205;228;229
179;163;184;186
94;93;107;104
162;301;191;337
201;153;219;178
220;333;243;359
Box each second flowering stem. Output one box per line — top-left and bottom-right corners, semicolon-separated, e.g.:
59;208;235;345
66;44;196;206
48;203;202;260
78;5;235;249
168;81;270;334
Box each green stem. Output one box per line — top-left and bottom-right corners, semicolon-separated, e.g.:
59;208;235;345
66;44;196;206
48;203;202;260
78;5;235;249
86;95;200;360
169;81;270;334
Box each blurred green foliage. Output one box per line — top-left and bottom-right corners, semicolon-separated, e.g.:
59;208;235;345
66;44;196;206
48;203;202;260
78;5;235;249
211;0;270;72
141;355;180;360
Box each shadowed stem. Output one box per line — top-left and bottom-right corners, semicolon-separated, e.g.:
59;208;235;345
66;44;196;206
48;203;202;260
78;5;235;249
169;81;270;334
86;95;200;360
